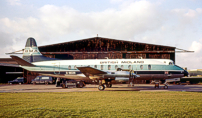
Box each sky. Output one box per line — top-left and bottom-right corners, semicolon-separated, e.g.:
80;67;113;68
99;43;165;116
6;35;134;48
0;0;202;69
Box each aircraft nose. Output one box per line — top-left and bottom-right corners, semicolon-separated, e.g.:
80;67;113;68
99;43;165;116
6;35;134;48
184;70;188;77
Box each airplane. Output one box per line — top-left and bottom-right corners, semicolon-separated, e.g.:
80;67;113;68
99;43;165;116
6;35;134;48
10;37;188;90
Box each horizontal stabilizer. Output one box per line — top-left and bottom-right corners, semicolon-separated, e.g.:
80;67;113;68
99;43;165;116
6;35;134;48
10;55;35;67
77;67;107;75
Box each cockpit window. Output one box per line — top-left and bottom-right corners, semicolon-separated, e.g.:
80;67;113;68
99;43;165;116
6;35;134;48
169;62;173;65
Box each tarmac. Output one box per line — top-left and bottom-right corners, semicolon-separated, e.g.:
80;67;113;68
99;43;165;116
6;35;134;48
0;84;202;92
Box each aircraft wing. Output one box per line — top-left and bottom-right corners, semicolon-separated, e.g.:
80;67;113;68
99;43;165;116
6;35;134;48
38;73;90;80
77;67;107;76
36;67;107;81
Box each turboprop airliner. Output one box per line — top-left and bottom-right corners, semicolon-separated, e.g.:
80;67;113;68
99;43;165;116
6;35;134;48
10;37;188;90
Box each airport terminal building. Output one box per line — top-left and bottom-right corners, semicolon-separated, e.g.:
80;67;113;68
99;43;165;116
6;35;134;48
0;37;189;83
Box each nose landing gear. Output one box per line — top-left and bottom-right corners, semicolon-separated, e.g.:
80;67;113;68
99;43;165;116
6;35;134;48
164;82;168;89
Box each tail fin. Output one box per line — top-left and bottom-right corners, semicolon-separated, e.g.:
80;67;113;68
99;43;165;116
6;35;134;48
22;37;55;62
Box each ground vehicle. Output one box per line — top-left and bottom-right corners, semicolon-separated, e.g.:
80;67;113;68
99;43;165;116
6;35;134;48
56;78;85;88
8;77;24;84
31;76;54;85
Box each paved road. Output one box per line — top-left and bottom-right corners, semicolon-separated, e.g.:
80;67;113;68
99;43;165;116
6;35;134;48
0;84;202;92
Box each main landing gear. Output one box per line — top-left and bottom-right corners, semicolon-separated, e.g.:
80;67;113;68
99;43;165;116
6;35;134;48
154;81;169;89
98;84;105;91
164;82;168;89
98;80;112;91
98;80;105;91
106;81;112;88
154;82;160;88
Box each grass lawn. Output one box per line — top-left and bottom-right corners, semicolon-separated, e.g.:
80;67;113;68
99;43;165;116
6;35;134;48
0;91;202;117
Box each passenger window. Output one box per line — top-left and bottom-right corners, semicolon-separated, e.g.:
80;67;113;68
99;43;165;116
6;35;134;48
108;65;111;70
121;65;124;69
101;65;103;70
68;65;71;70
140;65;143;70
94;65;97;68
115;65;118;69
128;65;131;69
74;65;77;69
148;65;151;70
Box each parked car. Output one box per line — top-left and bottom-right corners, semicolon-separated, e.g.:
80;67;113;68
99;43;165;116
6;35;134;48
8;77;24;84
31;76;54;85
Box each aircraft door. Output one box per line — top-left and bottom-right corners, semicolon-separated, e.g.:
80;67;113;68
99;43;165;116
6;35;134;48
53;62;60;74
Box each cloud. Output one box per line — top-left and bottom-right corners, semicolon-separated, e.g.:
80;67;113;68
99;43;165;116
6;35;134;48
176;40;202;69
0;0;202;69
36;1;163;40
1;1;162;42
0;32;14;57
189;41;202;53
110;0;124;3
7;0;21;6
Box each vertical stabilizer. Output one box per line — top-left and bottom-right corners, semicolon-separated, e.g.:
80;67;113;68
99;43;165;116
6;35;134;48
23;37;55;62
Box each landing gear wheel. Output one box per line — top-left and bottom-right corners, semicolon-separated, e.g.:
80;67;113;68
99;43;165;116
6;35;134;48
154;83;159;88
76;84;80;88
98;85;105;91
45;82;48;85
76;83;84;88
106;84;112;88
62;83;66;88
80;84;84;88
164;85;168;89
